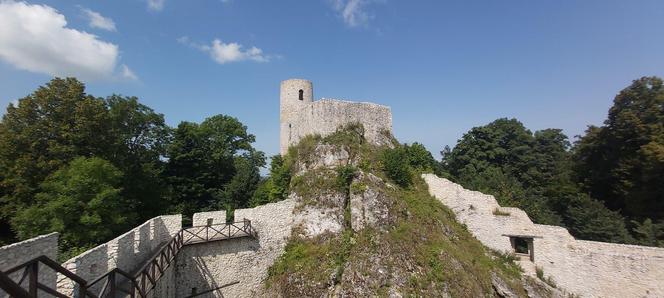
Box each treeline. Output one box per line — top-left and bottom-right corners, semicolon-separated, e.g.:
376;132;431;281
0;78;279;258
437;77;664;246
1;76;661;258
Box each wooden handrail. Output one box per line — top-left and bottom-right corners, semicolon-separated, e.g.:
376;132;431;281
0;219;257;298
0;269;31;297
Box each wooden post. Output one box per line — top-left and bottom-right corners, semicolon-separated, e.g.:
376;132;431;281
28;262;38;297
108;271;116;297
527;239;535;262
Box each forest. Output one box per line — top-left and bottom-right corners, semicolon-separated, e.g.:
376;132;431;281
0;76;661;259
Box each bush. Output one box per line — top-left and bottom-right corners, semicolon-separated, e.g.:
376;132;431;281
380;147;413;187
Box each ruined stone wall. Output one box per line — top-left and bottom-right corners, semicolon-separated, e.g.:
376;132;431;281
0;233;58;297
423;174;664;298
57;215;181;295
192;210;227;226
172;199;296;298
281;99;393;154
149;263;176;298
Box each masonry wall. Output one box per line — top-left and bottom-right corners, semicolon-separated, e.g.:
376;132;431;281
280;99;393;154
57;215;181;296
423;174;664;298
0;233;58;297
149;263;176;298
172;199;296;298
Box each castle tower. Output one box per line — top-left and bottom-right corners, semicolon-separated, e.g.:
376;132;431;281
280;79;313;154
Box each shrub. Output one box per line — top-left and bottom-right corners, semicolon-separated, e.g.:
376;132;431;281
493;208;511;216
380;147;413;187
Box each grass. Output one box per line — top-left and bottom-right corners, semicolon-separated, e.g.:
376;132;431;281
493;208;511;216
384;176;525;296
536;266;557;288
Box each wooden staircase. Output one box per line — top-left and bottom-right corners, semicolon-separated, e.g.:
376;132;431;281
0;219;257;298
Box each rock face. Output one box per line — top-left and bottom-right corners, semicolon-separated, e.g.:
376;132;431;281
266;133;535;298
349;172;393;232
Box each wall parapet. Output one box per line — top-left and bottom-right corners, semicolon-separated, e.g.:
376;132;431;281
422;173;664;298
0;232;59;297
57;215;181;295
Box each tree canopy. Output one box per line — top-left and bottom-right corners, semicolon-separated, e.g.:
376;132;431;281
0;78;267;254
441;118;632;243
573;77;664;222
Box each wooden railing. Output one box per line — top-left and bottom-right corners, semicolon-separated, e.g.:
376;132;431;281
0;219;257;298
0;255;96;297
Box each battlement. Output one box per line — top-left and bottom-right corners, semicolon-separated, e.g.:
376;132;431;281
279;79;393;154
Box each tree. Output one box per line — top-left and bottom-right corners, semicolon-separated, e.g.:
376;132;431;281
105;95;170;219
166;115;265;217
564;194;631;243
631;218;664;247
381;146;412;188
248;154;294;208
574;77;664;222
222;153;264;209
266;155;293;202
0;78;109;243
441;118;631;242
443;119;536;188
0;78;171;244
12;157;132;256
404;142;442;174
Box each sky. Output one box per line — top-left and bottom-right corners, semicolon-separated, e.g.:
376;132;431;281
1;0;663;161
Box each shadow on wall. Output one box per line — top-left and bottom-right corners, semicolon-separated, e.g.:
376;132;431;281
175;237;261;298
61;216;182;296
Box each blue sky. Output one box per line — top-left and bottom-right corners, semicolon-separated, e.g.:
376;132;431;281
1;0;663;160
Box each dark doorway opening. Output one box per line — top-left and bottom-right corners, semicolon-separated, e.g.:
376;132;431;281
514;237;529;254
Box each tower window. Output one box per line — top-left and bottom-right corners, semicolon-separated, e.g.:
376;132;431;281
298;89;304;100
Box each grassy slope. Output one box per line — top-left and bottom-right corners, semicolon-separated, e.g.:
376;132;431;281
266;125;527;297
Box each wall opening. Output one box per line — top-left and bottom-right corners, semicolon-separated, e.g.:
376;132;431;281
504;234;539;262
514;238;529;254
298;89;303;100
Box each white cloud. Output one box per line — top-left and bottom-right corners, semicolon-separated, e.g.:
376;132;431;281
81;7;116;31
121;64;138;81
179;36;270;64
331;0;376;27
147;0;164;11
0;1;127;80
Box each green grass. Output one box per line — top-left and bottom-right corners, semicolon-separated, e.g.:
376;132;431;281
536;266;557;288
493;208;511;216
383;176;525;296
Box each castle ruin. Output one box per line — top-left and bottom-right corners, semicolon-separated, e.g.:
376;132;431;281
1;79;664;298
279;79;393;154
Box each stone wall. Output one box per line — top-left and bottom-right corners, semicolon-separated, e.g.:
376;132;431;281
422;173;664;298
149;263;176;298
192;210;227;227
57;215;181;295
172;199;296;297
0;233;58;297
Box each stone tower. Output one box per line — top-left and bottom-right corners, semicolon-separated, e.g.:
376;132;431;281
280;79;313;154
